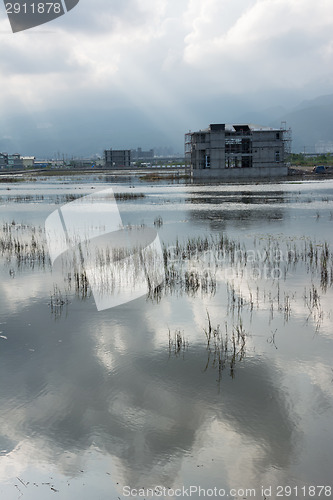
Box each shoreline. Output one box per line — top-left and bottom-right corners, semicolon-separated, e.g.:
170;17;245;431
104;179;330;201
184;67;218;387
1;165;333;182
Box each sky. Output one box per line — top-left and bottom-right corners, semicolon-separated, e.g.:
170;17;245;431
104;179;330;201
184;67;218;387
0;0;333;156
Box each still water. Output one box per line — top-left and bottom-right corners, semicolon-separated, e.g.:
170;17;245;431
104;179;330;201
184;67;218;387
0;175;333;500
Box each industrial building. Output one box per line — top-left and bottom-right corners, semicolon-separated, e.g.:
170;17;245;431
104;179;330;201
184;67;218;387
131;147;154;161
185;123;291;179
104;149;131;169
0;153;24;170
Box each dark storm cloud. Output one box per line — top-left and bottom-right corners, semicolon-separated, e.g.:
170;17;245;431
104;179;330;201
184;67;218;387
0;0;332;155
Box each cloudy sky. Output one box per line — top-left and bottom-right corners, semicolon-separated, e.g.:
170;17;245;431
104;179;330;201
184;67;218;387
1;0;333;156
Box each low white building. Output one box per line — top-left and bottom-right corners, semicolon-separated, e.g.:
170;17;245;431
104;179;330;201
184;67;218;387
185;123;291;179
22;156;35;168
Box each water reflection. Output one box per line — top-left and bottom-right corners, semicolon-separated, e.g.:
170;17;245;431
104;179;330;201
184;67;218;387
188;190;287;205
0;294;302;488
1;179;333;498
187;189;287;229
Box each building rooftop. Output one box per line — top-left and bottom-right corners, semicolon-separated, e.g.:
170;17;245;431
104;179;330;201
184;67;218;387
193;123;283;133
225;124;282;132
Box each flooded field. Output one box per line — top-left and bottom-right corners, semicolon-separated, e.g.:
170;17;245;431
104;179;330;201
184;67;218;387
0;174;333;500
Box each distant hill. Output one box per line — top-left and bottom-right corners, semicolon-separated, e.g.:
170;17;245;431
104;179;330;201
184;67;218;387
0;107;182;157
270;94;333;152
234;105;288;126
293;94;333;110
223;94;333;153
1;93;332;157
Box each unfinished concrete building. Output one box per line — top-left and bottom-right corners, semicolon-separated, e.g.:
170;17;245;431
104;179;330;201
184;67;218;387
104;149;131;169
185;124;291;179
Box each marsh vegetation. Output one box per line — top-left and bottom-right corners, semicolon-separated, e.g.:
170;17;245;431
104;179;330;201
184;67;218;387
2;218;331;338
1;178;333;498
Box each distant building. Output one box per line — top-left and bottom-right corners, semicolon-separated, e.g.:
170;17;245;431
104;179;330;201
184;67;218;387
70;159;95;169
185;124;291;179
22;156;35;168
0;153;7;169
131;148;154;161
33;160;49;168
0;152;24;170
104;149;131;169
8;154;23;169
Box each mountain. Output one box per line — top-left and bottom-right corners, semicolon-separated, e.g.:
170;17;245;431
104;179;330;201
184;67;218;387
1;94;332;157
235;94;333;153
270;94;333;152
234;105;288;126
0;107;183;158
293;94;333;111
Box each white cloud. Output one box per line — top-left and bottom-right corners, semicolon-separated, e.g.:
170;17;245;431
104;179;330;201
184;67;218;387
183;0;333;91
1;0;332;94
0;0;332;152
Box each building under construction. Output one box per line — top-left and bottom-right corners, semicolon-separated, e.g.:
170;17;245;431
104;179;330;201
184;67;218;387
104;149;131;169
185;123;291;179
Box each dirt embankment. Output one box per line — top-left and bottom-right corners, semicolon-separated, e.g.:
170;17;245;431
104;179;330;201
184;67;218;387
288;165;333;179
